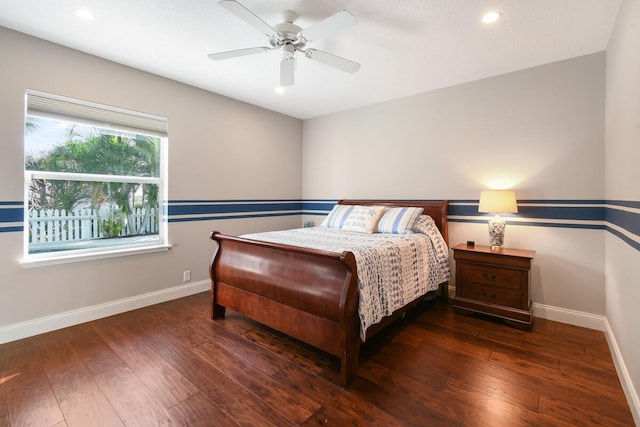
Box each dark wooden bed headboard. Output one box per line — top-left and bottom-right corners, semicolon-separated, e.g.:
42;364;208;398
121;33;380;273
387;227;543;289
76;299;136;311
337;200;449;244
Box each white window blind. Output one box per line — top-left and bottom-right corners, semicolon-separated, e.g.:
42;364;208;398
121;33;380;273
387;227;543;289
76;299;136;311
26;90;168;137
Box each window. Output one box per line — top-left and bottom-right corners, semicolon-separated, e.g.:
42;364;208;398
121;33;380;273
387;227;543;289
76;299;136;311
23;90;168;264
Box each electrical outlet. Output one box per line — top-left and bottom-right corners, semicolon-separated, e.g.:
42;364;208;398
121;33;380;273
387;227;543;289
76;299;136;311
183;270;191;282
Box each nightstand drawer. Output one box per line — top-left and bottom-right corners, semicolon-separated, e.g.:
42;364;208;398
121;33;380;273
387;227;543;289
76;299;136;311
459;263;522;289
458;282;522;307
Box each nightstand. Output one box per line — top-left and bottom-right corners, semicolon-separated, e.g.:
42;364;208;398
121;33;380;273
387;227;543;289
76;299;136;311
452;243;535;330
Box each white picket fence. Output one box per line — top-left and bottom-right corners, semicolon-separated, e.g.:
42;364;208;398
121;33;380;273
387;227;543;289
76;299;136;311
28;207;157;245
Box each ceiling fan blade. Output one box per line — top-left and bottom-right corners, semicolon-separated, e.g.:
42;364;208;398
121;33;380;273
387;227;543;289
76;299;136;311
208;46;270;60
280;57;295;87
305;49;360;73
218;0;277;37
298;10;357;43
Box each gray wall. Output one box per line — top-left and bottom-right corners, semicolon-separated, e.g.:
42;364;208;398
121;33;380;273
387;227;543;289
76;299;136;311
0;27;303;337
303;53;606;316
605;0;640;421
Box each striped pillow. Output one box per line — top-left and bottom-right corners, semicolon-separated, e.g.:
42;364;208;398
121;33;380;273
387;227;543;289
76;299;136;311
321;204;355;228
375;206;424;234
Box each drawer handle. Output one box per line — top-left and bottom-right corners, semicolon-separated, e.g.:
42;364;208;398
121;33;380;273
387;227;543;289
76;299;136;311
482;272;497;280
482;291;497;299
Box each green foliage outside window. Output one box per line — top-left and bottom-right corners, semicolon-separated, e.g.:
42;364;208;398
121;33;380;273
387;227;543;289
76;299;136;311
26;117;161;241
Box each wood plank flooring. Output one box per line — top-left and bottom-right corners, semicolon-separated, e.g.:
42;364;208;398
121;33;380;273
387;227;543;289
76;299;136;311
0;292;634;426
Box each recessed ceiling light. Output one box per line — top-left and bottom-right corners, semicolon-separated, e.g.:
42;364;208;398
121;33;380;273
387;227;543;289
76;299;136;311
75;9;95;21
482;11;501;24
275;87;285;95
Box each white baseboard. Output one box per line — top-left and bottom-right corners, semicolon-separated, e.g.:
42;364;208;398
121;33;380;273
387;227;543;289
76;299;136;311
532;302;606;331
604;318;640;426
0;280;210;345
534;303;639;425
449;286;607;331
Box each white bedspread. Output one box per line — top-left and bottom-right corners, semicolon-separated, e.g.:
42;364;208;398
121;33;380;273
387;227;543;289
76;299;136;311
241;215;451;340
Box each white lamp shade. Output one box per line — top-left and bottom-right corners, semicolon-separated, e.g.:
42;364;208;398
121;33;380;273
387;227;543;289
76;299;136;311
478;190;518;214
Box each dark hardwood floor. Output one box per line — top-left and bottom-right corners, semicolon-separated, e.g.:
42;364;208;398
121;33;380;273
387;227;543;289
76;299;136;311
0;292;634;426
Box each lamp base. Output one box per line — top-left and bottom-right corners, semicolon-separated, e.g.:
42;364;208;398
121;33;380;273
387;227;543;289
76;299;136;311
487;215;506;250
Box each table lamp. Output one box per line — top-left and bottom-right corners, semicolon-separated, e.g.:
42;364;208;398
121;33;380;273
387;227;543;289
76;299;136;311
478;190;518;250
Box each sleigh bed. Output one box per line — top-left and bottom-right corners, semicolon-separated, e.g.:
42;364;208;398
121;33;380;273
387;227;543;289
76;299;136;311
209;200;450;386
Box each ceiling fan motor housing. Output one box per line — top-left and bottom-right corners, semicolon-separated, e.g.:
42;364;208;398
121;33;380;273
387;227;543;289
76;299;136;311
270;11;305;49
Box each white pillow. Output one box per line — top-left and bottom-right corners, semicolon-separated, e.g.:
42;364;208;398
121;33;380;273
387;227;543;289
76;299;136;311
321;204;355;228
341;205;386;233
376;206;424;234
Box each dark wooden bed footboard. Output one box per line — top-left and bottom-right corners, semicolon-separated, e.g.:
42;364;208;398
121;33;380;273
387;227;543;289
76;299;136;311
209;232;362;386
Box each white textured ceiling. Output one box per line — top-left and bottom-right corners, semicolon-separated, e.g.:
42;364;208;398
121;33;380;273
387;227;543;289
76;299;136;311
0;0;621;119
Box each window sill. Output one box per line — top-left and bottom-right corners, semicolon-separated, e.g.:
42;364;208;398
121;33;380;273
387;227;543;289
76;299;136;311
21;244;172;268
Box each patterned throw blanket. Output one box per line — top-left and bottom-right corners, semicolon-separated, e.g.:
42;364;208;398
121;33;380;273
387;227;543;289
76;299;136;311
242;215;451;340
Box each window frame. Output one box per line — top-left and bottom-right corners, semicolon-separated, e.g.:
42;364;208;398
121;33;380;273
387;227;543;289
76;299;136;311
22;90;169;267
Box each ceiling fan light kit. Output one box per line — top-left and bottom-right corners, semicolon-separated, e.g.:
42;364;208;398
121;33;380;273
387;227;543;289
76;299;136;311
209;0;360;87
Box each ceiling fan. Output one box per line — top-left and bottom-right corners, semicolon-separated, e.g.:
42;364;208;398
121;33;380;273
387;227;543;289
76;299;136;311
209;0;360;87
